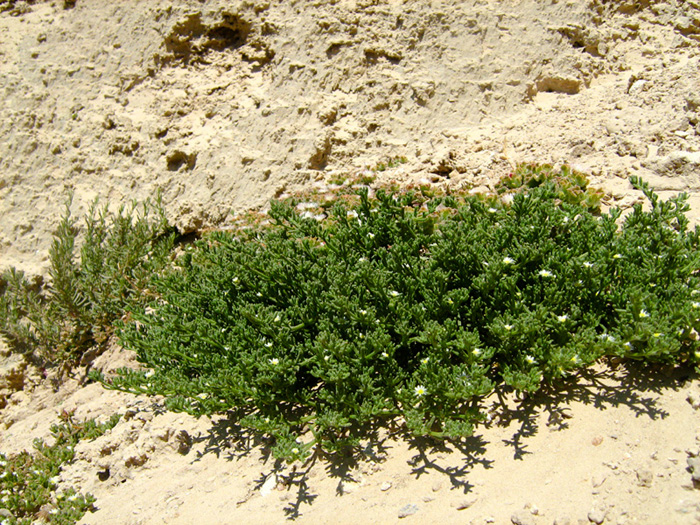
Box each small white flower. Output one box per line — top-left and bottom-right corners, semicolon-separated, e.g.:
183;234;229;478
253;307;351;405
421;357;430;365
359;309;367;315
483;261;490;267
68;494;79;502
256;292;263;297
503;257;515;265
274;315;281;322
557;314;568;323
652;332;662;338
487;207;498;213
359;257;368;263
414;385;427;397
324;355;330;361
525;355;536;365
347;210;358;218
695;350;700;360
446;298;454;305
233;277;239;284
599;334;615;342
624;342;634;350
389;290;400;297
639;309;649;318
538;269;554;278
368;232;375;239
381;352;389;358
269;358;279;365
265;341;273;348
583;261;593;268
504;324;513;331
693;302;700;309
570;355;580;364
613;253;623;259
563;216;570;224
291;447;299;455
472;348;482;356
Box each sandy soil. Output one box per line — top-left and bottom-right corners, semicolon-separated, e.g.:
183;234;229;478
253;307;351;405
1;0;700;523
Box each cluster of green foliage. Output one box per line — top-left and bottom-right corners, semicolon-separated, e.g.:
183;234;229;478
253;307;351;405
498;162;605;213
0;195;175;367
95;171;700;462
0;411;120;525
372;156;408;173
328;172;376;187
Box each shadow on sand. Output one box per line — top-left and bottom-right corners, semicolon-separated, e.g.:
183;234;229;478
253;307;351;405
188;360;696;519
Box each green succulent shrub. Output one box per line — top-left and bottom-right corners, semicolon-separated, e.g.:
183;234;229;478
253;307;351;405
0;410;120;525
373;156;408;173
0;194;175;367
498;162;605;213
96;172;700;462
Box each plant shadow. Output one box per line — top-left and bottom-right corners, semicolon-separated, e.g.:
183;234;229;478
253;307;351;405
188;360;697;520
487;359;696;461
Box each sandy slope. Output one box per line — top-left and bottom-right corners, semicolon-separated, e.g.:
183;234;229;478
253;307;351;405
1;0;700;523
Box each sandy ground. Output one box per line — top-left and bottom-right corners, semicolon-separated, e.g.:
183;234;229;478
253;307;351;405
1;0;700;523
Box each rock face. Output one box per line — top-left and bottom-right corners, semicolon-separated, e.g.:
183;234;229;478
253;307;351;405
1;0;699;275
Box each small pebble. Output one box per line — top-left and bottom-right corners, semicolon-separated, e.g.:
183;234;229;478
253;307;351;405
511;511;535;525
432;481;442;492
398;504;419;519
687;393;700;410
588;508;606;524
380;481;392;492
592;435;604;446
636;468;653;488
455;497;478;510
553;518;572;525
687;457;700;481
